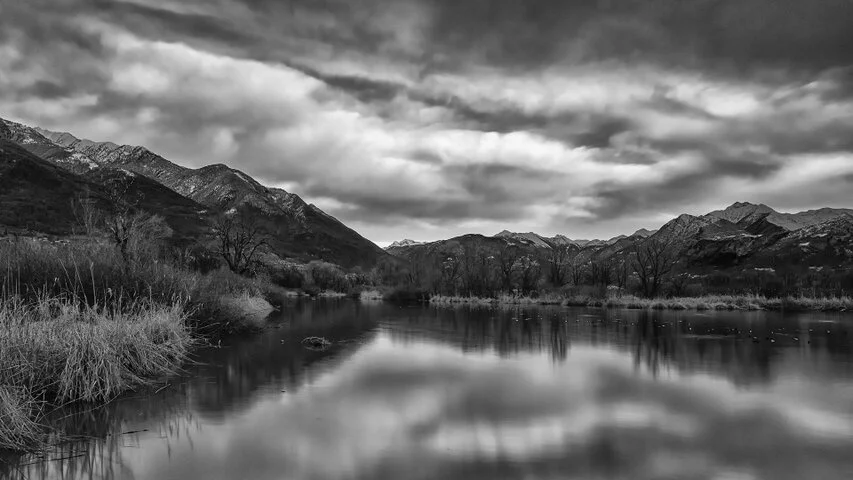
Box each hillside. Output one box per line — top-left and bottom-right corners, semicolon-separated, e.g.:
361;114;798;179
2;119;99;174
706;201;853;231
387;201;853;275
0;139;102;234
1;117;386;267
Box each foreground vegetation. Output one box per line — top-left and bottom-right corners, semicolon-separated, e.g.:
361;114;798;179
0;237;280;452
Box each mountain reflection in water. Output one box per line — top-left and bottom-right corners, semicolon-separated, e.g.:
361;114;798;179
3;301;853;480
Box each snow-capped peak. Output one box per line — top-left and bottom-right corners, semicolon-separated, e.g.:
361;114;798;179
388;239;424;248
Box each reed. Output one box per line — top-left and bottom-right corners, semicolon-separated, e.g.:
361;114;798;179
0;294;190;451
423;291;852;311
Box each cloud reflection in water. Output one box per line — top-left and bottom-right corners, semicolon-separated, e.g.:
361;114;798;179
126;331;853;480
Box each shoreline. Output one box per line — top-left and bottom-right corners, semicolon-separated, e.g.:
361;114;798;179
365;290;853;312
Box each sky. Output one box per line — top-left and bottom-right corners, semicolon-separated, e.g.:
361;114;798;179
1;0;853;245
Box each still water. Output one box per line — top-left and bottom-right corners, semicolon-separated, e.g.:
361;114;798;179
3;301;853;480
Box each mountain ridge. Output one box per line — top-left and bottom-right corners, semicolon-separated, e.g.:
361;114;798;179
387;201;853;274
1;116;386;267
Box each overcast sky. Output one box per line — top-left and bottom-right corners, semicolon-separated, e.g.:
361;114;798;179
2;0;853;244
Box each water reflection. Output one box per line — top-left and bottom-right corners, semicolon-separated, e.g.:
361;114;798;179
3;303;853;480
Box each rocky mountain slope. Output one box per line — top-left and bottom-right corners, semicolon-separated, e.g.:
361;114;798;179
2;119;99;174
706;201;853;231
388;239;425;248
1;117;386;266
388;202;853;273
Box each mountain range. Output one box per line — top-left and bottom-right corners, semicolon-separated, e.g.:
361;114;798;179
3;115;851;274
0;116;385;267
387;202;853;274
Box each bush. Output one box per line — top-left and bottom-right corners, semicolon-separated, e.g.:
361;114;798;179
268;263;305;289
384;287;430;304
304;261;350;292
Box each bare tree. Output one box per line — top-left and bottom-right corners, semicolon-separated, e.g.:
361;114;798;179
71;187;101;236
212;214;267;274
496;243;520;291
547;244;574;287
405;249;431;288
459;243;496;296
632;239;676;298
614;259;630;292
569;255;585;286
103;175;171;267
589;258;613;288
440;253;462;295
516;255;541;294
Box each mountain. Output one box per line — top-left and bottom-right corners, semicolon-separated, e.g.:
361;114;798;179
762;214;853;267
489;231;629;249
2;119;99;174
387;201;853;277
84;168;210;243
0;136;212;243
387;234;527;265
706;201;853;231
631;228;656;238
388;239;424;248
0;139;102;234
494;231;554;249
1;117;386;266
549;234;575;246
650;214;745;246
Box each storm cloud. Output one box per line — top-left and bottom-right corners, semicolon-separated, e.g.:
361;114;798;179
1;0;852;242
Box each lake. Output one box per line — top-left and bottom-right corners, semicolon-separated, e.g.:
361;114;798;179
3;301;853;480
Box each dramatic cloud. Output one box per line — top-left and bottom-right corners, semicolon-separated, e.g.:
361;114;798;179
2;0;853;243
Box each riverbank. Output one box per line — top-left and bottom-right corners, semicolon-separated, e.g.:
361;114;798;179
0;238;280;452
405;292;852;311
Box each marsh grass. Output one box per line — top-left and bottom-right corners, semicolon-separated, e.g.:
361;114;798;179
424;291;852;311
0;237;282;452
212;292;274;333
0;294;191;451
1;239;286;337
0;387;42;452
563;294;852;311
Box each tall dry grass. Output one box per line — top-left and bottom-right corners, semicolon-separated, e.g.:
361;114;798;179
424;291;852;311
0;386;42;452
0;294;191;451
566;294;853;311
0;237;281;451
0;238;283;336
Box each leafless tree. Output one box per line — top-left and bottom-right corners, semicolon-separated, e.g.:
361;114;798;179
440;253;462;294
614;259;630;292
212;214;267;274
459;243;495;296
405;249;431;288
632;239;677;298
668;273;690;297
569;255;585;286
496;243;520;291
547;244;574;287
103;175;171;267
516;255;541;294
71;187;101;236
589;258;614;288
